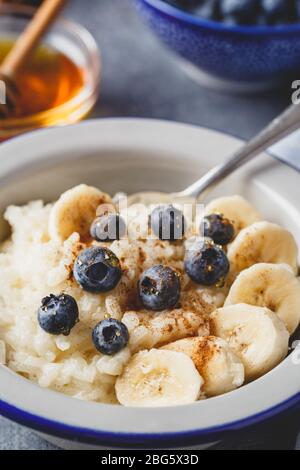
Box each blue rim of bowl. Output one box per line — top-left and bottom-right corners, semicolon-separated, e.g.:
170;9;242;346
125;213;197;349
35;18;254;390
0;119;299;447
140;0;300;35
0;391;300;447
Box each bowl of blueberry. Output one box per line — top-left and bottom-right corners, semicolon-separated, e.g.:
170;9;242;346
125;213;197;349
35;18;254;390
135;0;300;92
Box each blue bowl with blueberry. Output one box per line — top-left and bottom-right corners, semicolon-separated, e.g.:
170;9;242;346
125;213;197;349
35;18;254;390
135;0;300;92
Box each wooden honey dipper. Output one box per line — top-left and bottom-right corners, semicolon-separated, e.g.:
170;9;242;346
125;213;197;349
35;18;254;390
0;0;67;118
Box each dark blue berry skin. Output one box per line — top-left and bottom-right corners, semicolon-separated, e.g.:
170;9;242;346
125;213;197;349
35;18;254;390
149;205;185;241
219;0;260;24
92;318;129;355
138;265;181;311
165;0;204;11
90;214;126;242
222;15;240;24
164;0;300;25
74;247;122;293
184;239;230;286
203;214;235;245
194;0;219;20
38;294;79;336
261;0;295;24
296;0;300;19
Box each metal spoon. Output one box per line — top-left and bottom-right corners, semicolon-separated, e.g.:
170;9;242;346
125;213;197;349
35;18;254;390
127;102;300;205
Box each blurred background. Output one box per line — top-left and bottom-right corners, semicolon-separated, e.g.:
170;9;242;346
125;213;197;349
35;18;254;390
0;0;294;140
0;0;299;450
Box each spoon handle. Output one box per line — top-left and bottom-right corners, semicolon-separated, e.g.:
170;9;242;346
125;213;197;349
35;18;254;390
178;103;300;200
1;0;67;78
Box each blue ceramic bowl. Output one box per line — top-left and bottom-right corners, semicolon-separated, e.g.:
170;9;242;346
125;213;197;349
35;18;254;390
135;0;300;92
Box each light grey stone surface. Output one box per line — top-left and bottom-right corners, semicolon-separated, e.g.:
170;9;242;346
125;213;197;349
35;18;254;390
0;0;299;450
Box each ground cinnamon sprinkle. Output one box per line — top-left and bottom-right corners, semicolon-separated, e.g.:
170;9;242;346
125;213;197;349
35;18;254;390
138;246;146;265
66;241;87;281
192;337;215;376
209;318;217;336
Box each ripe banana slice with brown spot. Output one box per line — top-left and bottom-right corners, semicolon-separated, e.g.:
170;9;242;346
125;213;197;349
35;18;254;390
210;304;289;381
49;185;112;242
204;195;261;234
225;263;300;334
227;221;298;276
163;336;244;397
122;307;210;353
115;349;203;406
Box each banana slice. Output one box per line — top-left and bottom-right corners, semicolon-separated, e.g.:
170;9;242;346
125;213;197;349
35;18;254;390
115;349;203;407
204;195;261;234
225;263;300;334
49;185;112;242
163;336;244;397
228;222;298;276
122;303;210;353
211;304;289;381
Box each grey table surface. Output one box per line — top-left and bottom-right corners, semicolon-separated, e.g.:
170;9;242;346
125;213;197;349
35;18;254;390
1;0;300;451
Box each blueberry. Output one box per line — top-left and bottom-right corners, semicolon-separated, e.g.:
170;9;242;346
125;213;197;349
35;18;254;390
203;213;234;245
38;294;79;336
256;12;268;25
261;0;295;24
222;14;240;24
296;0;300;19
92;318;129;355
184;239;230;286
138;265;181;311
74;247;122;293
219;0;259;24
165;0;204;12
149;205;185;241
193;0;219;20
90;214;126;242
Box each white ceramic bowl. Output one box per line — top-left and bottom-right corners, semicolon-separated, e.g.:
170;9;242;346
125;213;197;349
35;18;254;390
0;119;299;450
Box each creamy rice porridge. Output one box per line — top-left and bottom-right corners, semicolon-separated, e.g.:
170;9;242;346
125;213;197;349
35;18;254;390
0;185;299;407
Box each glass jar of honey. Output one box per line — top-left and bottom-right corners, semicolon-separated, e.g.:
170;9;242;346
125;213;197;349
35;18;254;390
0;3;101;141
